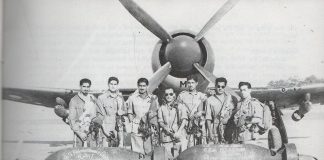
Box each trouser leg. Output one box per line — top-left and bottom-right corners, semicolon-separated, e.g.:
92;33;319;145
179;136;188;151
144;136;152;154
162;142;173;159
118;130;124;147
187;134;194;148
172;143;181;158
201;122;207;145
131;134;145;154
73;134;83;147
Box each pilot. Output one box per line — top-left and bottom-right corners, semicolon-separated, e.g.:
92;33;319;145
126;78;158;157
233;82;264;143
94;77;125;147
206;77;234;144
68;78;97;147
158;88;188;159
177;75;207;148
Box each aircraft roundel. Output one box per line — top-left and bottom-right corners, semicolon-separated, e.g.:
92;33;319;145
281;88;286;93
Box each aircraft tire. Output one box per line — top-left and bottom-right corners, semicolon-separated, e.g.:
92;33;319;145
268;126;282;152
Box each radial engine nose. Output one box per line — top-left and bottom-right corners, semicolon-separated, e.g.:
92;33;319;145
165;35;202;76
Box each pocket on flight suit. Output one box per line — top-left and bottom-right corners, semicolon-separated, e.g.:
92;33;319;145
131;118;140;134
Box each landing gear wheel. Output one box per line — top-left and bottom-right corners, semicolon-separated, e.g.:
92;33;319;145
268;127;282;152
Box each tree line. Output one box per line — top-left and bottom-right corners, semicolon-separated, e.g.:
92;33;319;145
267;75;324;89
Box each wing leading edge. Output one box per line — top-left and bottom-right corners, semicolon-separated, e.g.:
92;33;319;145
250;83;324;108
2;87;136;108
3;84;324;109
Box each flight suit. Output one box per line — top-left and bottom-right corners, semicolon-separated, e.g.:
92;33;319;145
177;90;207;148
158;103;181;159
233;98;263;143
205;93;234;144
127;92;158;155
69;92;97;147
96;90;125;147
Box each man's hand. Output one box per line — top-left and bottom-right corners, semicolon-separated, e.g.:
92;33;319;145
140;115;147;124
189;113;199;120
117;109;124;116
219;117;226;124
245;116;253;124
165;127;174;135
237;115;246;127
91;117;103;126
173;131;181;138
191;111;203;119
250;117;262;124
77;132;88;141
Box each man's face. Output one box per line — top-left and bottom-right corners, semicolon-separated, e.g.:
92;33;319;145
80;82;91;95
187;79;198;91
108;80;118;92
216;82;226;95
164;89;175;103
239;85;251;99
138;82;148;94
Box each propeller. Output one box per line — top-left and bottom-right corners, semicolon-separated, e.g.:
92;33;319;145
195;0;240;41
193;63;241;101
147;62;172;93
119;0;172;42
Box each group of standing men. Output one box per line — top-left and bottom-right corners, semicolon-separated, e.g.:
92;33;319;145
67;75;270;159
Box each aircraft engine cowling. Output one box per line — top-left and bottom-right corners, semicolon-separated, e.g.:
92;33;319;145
151;31;215;92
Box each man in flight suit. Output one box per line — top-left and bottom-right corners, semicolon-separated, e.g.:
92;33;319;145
177;75;207;148
233;82;264;143
95;77;125;147
69;78;97;147
206;77;234;144
127;78;158;156
158;88;188;159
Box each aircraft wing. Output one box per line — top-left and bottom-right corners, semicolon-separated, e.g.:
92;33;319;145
249;83;324;108
3;84;324;108
2;87;136;108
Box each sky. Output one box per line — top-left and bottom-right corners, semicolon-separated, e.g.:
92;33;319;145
3;0;324;90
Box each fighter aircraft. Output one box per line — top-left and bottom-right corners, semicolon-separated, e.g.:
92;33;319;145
3;0;324;119
2;0;324;159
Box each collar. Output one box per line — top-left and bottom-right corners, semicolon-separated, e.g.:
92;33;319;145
241;97;252;104
164;102;176;110
135;91;151;99
214;92;229;98
105;90;121;98
78;92;91;102
188;90;198;95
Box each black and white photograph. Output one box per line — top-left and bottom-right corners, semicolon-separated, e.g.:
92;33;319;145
2;0;324;159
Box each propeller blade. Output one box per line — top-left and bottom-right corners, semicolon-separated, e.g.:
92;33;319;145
119;0;172;42
148;62;172;93
193;63;241;101
195;0;240;41
193;63;217;83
